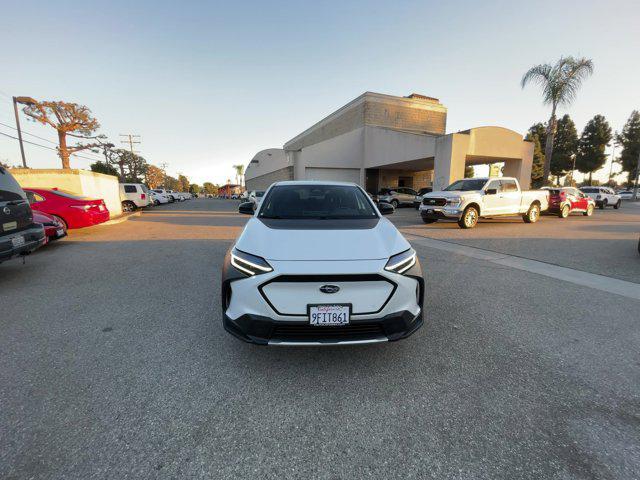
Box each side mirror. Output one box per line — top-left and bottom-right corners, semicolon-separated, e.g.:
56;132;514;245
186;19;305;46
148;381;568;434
378;202;395;215
238;202;255;215
485;188;498;195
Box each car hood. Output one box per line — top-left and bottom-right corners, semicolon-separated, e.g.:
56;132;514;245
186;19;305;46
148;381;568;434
234;217;410;261
423;190;480;198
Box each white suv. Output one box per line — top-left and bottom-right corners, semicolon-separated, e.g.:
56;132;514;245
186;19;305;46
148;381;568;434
580;186;621;209
119;183;151;212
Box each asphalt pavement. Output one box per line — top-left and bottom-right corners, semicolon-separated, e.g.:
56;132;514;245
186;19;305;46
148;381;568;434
1;199;639;479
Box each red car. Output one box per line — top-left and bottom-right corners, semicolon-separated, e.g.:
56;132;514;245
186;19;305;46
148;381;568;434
548;187;595;218
24;188;110;229
32;210;67;244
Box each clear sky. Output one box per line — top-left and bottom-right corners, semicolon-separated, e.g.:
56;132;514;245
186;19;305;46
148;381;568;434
1;0;638;185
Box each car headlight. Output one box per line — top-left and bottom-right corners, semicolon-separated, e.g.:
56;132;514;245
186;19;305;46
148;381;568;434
384;248;417;274
446;197;462;206
231;248;273;276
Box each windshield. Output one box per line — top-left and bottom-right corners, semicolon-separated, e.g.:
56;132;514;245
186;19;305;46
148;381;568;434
259;185;378;220
581;187;598;193
444;179;487;191
417;188;432;196
0;167;26;202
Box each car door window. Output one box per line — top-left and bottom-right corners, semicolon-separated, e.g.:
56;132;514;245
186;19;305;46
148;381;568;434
124;185;137;193
485;180;501;192
500;180;518;193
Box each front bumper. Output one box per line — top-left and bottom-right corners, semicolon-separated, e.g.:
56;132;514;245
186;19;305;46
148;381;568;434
221;250;425;345
419;205;462;220
224;309;423;345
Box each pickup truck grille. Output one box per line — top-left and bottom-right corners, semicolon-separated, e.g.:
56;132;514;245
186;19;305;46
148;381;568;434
422;198;447;207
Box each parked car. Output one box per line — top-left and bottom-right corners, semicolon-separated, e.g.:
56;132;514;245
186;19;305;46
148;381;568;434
32;210;67;244
119;183;151;212
248;190;265;208
413;187;433;209
0;167;46;264
225;181;419;345
580;186;621;209
149;190;170;205
419;177;549;229
152;189;175;203
23;188;109;229
547;187;595;218
618;190;638;200
376;187;418;208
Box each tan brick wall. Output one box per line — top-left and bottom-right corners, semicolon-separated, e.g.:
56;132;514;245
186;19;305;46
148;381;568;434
364;101;446;135
379;169;434;190
245;166;293;191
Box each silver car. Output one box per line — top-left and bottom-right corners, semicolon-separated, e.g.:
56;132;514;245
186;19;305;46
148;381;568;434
377;187;418;208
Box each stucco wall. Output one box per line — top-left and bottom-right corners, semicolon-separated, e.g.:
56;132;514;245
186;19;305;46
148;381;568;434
10;169;123;217
245;148;288;182
364;126;437;169
245;166;293;191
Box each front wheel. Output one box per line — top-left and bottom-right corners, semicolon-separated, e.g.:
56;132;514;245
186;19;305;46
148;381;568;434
391;199;399;209
458;206;479;229
584;205;594;216
614;200;621;209
599;199;607;210
524;203;542;222
122;201;136;212
557;204;569;219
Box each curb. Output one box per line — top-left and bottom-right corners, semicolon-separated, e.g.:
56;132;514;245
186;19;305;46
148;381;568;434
103;211;142;225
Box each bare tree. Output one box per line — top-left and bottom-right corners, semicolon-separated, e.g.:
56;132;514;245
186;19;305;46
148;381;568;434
22;100;105;169
521;56;594;184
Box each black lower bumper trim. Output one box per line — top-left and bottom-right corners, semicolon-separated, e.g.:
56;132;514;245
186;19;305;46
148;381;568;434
223;310;423;345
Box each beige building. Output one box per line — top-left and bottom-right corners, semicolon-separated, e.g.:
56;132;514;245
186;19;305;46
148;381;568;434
245;92;533;193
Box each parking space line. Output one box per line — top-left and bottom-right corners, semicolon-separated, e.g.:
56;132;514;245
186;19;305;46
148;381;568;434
405;234;640;301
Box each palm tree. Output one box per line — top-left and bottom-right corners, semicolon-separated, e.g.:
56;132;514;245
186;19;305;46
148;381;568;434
232;164;245;187
521;56;594;185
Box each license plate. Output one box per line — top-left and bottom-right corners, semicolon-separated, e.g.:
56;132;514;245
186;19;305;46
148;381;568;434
11;235;25;247
309;304;350;326
3;221;17;232
56;228;65;237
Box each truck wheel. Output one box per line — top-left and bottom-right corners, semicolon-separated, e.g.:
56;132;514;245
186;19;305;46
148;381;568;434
558;205;569;219
458;206;478;229
422;218;437;224
599;199;607;209
614;200;621;209
122;201;136;212
583;205;594;216
524;203;541;223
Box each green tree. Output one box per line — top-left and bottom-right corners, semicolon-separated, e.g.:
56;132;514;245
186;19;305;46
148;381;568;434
109;150;148;183
164;175;179;190
203;182;218;195
145;165;165;189
177;175;190;192
575;115;612;184
189;183;201;194
464;166;474;178
232;164;244;186
521;56;594;184
90;161;118;176
550;114;579;183
525;127;545;188
22;100;106;169
616;110;640;187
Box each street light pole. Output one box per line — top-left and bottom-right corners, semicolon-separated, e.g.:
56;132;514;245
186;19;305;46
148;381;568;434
608;135;618;184
12;97;27;168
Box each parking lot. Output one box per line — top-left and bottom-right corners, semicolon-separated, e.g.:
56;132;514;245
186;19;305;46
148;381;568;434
1;199;639;479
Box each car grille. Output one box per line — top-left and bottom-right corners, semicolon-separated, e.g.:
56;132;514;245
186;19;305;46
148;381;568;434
422;197;447;207
271;323;384;341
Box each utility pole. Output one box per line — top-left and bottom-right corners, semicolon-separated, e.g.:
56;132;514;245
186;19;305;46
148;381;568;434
608;135;618;184
633;150;640;201
13;97;27;168
119;134;141;153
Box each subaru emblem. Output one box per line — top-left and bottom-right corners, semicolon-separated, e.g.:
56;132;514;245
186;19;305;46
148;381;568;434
319;285;340;294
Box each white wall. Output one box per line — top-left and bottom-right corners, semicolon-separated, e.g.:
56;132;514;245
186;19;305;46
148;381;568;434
245;148;288;182
364;126;437;168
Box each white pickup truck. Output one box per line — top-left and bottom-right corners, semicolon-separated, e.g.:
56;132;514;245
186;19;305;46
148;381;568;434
419;177;549;229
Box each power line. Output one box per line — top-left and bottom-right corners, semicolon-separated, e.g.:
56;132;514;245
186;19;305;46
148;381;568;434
0;120;58;144
120;133;141;153
0;130;102;162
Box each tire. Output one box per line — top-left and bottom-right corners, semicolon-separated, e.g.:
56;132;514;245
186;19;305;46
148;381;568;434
524;203;542;222
122;201;136;212
422;218;437;224
584;204;594;216
614;200;621;209
154;200;160;206
52;215;67;230
458;206;479;229
599;199;607;210
558;204;570;219
391;199;399;209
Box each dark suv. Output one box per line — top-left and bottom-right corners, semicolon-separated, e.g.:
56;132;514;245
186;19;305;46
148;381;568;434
0;167;45;264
